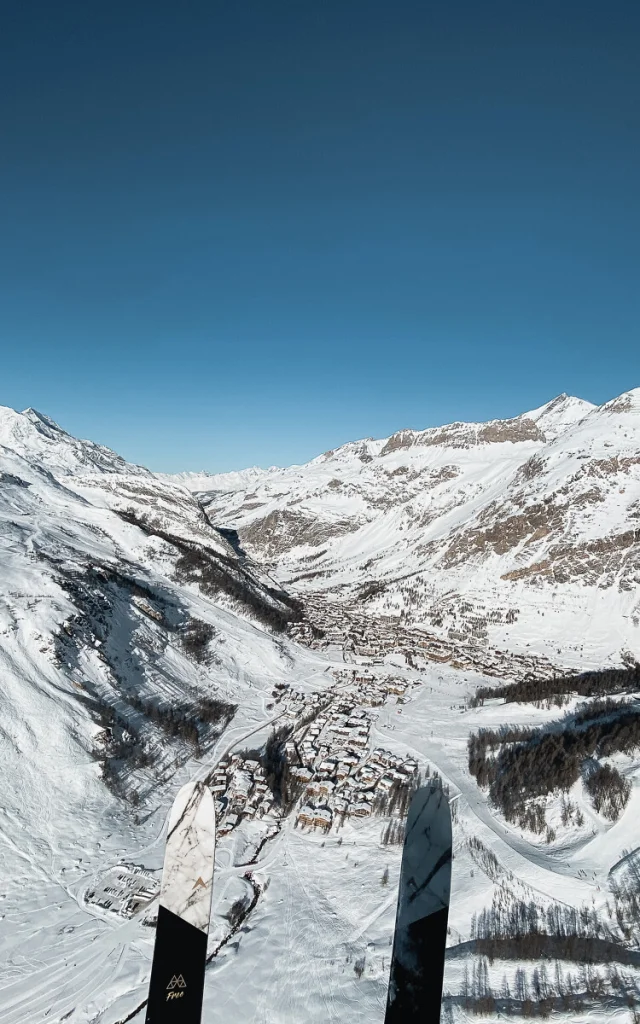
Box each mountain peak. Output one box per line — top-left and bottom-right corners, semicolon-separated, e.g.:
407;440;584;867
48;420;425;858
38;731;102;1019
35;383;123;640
21;407;68;438
522;393;595;440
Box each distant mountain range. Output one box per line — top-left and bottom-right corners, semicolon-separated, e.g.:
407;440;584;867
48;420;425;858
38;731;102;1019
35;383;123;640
171;390;640;669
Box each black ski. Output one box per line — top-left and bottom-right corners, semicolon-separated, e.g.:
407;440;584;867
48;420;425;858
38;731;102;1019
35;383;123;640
145;781;216;1024
384;785;452;1024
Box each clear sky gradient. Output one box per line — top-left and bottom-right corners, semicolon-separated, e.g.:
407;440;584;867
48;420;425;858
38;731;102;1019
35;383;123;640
1;1;638;472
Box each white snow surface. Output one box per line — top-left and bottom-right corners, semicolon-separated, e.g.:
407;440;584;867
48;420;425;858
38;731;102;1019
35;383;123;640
0;396;639;1023
161;466;283;493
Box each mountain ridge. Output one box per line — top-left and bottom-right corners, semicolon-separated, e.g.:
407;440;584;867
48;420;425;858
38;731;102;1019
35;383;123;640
194;389;640;669
162;393;596;491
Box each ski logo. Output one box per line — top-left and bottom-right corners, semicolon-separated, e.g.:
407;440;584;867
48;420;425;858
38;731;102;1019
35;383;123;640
166;975;187;1001
167;974;186;990
193;876;207;890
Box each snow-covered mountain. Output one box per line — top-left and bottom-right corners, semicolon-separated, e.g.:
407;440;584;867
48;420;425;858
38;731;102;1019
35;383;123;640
194;391;640;668
0;404;316;1022
0;405;246;557
2;395;640;1024
161;465;282;494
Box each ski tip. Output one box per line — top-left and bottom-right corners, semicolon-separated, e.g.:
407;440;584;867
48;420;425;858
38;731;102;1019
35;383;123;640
406;784;452;839
168;780;214;832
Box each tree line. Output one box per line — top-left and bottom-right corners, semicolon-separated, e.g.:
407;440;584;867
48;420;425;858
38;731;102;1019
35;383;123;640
117;507;304;632
468;700;639;826
179;618;216;663
471;663;640;708
456;958;634;1018
127;693;236;752
174;548;302;632
89;689;236;800
91;699;155;800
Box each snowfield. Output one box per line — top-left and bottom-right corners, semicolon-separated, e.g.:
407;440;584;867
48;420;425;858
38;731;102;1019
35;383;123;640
0;394;639;1023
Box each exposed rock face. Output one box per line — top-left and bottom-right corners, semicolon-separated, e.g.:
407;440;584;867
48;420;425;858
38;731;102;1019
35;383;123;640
440;498;567;565
603;393;635;413
241;509;359;558
502;528;640;588
380;416;544;455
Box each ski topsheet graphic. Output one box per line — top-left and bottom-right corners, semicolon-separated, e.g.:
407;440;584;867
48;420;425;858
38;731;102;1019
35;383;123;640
384;785;452;1024
145;781;215;1023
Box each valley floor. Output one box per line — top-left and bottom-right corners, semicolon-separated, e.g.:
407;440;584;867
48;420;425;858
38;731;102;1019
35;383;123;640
2;641;639;1024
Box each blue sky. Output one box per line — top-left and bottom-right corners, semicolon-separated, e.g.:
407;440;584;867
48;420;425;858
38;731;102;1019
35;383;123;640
1;1;638;472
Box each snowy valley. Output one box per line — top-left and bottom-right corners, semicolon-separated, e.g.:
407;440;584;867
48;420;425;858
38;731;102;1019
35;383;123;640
1;392;640;1023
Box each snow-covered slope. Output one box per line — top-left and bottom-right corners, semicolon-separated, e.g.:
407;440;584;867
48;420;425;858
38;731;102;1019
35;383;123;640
2;398;640;1024
196;391;640;667
0;405;319;1022
0;405;241;557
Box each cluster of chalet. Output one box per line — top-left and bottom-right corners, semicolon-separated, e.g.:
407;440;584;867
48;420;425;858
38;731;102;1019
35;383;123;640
288;605;403;665
345;672;410;705
267;682;327;715
210;685;349;839
292;700;372;773
295;743;419;832
286;685;418;832
210;754;277;834
289;597;554;681
271;673;412;715
209;669;419;839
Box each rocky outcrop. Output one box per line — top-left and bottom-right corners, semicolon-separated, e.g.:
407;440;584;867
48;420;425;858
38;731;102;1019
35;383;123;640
380;416;544;454
241;509;359;558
